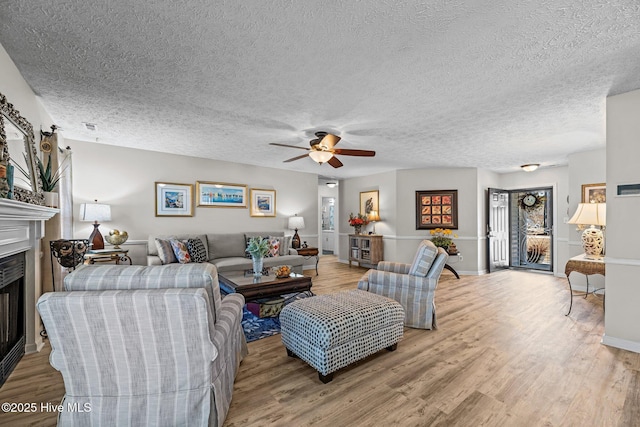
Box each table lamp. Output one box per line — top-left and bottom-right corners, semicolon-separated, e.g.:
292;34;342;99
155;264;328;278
288;215;305;249
80;200;111;250
368;210;381;234
568;202;606;259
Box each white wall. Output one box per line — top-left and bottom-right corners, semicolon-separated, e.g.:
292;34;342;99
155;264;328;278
69;139;319;265
602;88;640;353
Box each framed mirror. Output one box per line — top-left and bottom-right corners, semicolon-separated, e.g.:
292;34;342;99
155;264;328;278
0;92;44;205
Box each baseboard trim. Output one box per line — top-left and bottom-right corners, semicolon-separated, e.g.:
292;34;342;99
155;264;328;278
601;334;640;354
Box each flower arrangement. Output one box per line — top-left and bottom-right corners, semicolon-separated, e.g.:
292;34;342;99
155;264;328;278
348;212;370;227
429;228;458;248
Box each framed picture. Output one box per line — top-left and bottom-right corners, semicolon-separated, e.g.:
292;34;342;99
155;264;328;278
360;190;379;217
250;188;276;217
155;182;193;217
196;181;247;208
582;183;606;203
415;190;458;229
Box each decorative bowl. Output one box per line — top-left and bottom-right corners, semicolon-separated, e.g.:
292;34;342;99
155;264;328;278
105;229;129;249
273;265;292;279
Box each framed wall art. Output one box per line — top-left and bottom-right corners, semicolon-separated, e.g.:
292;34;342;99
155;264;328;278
360;190;379;216
155;182;194;217
581;183;606;203
196;181;247;208
415;190;458;229
250;188;276;217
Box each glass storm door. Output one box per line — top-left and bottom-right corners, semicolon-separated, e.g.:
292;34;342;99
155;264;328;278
510;188;553;272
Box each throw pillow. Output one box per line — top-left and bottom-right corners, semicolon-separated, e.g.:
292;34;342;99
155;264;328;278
186;238;207;263
279;235;291;256
170;239;191;264
155;238;177;264
267;236;280;258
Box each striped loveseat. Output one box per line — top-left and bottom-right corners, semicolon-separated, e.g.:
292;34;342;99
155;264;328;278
357;240;448;329
37;263;247;426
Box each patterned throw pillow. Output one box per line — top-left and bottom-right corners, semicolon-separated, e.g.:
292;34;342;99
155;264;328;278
267;236;280;258
155;238;177;264
170;239;191;264
186;238;208;263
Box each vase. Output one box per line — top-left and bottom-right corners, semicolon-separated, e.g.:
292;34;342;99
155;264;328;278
252;255;264;277
44;191;58;208
353;225;362;235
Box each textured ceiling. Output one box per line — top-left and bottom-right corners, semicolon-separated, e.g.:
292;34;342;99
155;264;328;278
1;0;640;179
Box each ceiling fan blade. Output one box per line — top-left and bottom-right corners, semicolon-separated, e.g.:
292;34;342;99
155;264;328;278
283;153;310;163
269;142;310;151
332;148;375;157
328;156;343;168
319;133;341;150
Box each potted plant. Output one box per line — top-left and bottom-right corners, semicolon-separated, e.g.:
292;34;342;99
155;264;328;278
429;228;458;252
245;236;270;277
348;213;369;234
12;152;67;207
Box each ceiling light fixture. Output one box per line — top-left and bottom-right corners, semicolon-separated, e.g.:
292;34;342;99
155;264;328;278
309;151;333;164
521;163;540;172
326;182;337;188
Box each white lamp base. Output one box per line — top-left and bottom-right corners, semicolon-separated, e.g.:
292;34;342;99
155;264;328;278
582;226;604;259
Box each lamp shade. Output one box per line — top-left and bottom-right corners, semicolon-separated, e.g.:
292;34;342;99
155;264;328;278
568;203;606;226
80;203;112;222
288;215;305;230
309;151;333;164
368;210;380;222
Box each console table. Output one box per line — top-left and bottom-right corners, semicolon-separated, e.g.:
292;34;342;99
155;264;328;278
348;234;383;268
564;254;605;316
296;246;319;275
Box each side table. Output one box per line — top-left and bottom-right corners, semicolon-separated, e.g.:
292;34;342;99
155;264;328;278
84;249;132;265
564;254;605;316
296;247;319;275
444;252;462;279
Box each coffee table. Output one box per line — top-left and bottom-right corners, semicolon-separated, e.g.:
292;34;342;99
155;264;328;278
218;271;313;302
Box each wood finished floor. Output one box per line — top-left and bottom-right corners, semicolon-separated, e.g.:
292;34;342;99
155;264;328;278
1;256;638;426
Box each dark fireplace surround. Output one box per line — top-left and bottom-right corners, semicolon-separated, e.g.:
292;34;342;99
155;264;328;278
0;253;25;387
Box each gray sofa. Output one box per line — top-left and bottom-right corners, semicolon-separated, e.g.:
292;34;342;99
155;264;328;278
147;231;305;274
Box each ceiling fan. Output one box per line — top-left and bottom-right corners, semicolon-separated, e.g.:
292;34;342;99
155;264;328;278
269;131;375;168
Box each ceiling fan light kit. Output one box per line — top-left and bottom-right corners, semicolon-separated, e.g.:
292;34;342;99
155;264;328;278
270;131;375;169
309;151;333;164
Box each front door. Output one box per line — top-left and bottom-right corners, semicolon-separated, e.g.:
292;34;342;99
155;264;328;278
487;188;510;272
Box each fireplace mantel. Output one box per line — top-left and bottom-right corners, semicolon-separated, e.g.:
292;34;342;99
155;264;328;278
0;199;59;221
0;198;58;353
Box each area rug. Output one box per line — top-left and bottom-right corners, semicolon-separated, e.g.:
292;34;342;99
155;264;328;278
242;307;282;343
241;292;311;343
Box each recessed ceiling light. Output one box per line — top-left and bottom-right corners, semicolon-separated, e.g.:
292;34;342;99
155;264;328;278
326;182;337;188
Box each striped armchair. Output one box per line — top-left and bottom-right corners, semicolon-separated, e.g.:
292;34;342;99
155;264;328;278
38;263;247;426
357;240;448;329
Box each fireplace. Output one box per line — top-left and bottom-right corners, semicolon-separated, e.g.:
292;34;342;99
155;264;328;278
0;199;57;380
0;252;25;387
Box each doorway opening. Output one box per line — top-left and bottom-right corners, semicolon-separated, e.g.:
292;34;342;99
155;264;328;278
488;187;553;273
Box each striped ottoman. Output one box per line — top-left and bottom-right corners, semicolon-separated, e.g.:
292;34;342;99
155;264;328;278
280;289;404;383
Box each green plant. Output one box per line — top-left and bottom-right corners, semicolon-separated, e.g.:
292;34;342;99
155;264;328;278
429;228;458;248
36;153;68;192
245;236;270;258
